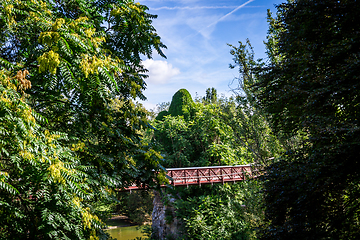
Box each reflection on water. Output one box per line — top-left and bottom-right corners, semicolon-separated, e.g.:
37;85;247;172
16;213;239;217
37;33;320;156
106;225;145;240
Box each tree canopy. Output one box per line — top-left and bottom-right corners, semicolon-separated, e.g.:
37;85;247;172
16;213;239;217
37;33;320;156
0;0;166;239
150;88;280;239
153;88;254;168
155;88;194;121
231;0;360;239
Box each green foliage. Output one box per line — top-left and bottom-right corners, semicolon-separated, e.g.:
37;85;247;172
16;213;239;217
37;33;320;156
173;182;263;240
151;89;272;239
153;85;283;168
234;1;360;239
0;0;165;238
0;70;101;239
154;98;251;168
156;89;194;121
168;89;193;117
117;191;154;225
228;40;287;165
148;102;170;120
93;198;118;223
155;110;169;122
202;87;217;104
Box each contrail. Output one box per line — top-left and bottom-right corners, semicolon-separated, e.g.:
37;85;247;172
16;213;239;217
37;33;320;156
184;0;255;39
206;0;255;29
151;6;239;11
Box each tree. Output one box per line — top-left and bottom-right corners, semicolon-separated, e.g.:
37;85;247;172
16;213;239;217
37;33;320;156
247;1;360;238
0;0;165;238
155;89;193;121
0;70;102;239
153;89;251;168
202;87;217;104
151;89;269;239
174;181;263;240
147;101;170;120
116;190;154;224
228;39;286;165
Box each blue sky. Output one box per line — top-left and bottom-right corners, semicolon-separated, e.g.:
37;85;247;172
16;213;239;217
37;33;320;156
138;0;284;109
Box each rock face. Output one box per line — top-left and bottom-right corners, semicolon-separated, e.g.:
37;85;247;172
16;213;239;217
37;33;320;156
152;191;182;239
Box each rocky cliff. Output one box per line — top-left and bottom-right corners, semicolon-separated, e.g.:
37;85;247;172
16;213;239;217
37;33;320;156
152;191;182;239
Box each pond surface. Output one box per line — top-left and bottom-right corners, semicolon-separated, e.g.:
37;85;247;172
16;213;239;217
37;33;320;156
105;215;146;240
106;225;145;240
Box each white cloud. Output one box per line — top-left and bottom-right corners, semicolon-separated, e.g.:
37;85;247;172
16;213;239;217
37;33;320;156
137;0;277;108
142;59;180;85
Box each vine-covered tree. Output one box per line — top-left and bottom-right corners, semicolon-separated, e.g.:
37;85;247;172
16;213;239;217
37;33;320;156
0;0;166;239
155;88;194;121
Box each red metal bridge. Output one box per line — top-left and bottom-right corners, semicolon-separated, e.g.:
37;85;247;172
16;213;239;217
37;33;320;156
125;164;257;191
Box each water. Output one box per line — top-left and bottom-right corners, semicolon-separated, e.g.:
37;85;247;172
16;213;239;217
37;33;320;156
106;225;145;240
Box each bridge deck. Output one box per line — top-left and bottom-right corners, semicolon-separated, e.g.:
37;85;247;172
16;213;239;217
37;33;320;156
125;165;257;191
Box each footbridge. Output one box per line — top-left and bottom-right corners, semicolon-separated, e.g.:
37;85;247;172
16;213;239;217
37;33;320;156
125;164;258;191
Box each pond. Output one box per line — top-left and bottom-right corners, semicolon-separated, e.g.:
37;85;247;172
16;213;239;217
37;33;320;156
106;225;145;240
105;215;146;240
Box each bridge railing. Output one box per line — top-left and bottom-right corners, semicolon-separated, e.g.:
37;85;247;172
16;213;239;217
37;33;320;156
166;164;257;187
122;164;258;191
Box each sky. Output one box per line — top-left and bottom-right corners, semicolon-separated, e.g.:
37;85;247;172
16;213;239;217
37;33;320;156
138;0;284;110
